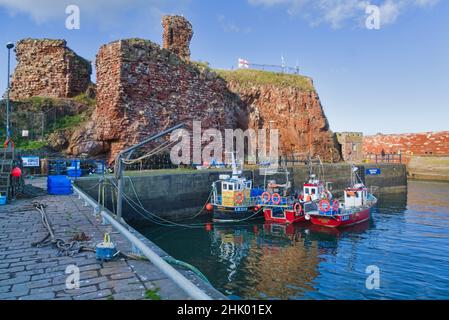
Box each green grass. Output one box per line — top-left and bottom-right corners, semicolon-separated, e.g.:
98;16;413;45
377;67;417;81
53;114;86;131
16;140;47;150
23;96;55;109
214;68;315;91
72;93;96;107
144;288;161;300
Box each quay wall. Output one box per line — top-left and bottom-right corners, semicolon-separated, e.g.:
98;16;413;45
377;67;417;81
76;163;407;225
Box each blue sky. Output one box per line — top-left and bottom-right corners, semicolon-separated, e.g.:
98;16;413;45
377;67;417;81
0;0;447;135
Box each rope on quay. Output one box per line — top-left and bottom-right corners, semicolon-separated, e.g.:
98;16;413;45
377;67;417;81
121;251;211;285
31;201;92;256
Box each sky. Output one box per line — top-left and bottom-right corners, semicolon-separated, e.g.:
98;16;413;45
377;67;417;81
0;0;447;135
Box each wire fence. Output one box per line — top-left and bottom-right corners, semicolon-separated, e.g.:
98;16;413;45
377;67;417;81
240;63;301;75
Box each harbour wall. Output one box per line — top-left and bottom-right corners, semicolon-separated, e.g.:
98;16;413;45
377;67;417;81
75;163;407;225
407;155;449;182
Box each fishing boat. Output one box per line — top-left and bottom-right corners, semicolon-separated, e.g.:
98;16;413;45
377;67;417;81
262;157;332;225
209;153;263;222
306;166;378;228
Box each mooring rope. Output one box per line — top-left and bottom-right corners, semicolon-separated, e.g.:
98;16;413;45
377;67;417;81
31;201;90;256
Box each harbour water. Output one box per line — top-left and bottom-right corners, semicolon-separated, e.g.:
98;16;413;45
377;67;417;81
138;180;449;299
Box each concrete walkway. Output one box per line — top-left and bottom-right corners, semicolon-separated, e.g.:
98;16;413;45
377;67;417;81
0;178;216;300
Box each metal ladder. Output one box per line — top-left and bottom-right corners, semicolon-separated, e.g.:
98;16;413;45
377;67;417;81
0;148;15;200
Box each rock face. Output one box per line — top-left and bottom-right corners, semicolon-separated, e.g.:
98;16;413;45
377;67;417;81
222;76;342;163
363;131;449;164
9;39;91;100
162;15;193;61
94;39;240;162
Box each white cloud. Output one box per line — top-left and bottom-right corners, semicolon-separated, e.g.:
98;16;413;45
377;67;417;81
218;15;252;34
248;0;440;28
0;0;188;26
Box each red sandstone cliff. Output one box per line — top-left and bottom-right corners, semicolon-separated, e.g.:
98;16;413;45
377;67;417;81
219;70;341;163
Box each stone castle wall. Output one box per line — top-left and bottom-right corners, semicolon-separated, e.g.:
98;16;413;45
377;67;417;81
94;39;240;161
9;39;91;100
336;132;363;162
162;15;193;61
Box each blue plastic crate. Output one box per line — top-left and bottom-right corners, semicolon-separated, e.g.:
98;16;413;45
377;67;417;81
48;186;73;195
48;175;71;187
0;195;7;205
67;168;82;177
47;175;72;195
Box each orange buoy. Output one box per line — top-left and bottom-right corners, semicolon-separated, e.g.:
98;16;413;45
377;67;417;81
205;223;213;231
205;203;213;211
11;167;22;178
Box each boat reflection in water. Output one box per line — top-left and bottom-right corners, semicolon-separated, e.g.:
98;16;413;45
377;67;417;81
210;222;320;299
138;186;438;299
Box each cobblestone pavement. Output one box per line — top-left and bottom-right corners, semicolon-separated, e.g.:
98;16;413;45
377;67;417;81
0;179;198;300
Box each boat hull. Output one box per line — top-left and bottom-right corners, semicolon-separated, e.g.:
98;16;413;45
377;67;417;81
212;206;260;222
309;206;373;228
264;207;306;224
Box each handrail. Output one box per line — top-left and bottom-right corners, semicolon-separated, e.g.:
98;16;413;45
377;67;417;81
72;184;212;300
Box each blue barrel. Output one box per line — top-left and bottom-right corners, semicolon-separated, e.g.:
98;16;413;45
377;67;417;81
47;175;73;195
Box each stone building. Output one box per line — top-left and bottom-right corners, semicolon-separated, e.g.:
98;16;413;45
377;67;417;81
9;39;91;100
336;132;364;162
161;15;193;61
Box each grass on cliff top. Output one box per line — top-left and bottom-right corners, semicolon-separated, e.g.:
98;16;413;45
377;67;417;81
214;68;315;91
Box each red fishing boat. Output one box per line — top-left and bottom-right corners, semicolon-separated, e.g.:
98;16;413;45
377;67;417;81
261;157;333;225
306;166;378;228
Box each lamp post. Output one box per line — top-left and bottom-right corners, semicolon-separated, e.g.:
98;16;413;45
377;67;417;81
6;42;14;146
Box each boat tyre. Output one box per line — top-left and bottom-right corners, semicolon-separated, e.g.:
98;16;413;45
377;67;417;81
261;192;271;203
235;192;244;205
271;193;281;205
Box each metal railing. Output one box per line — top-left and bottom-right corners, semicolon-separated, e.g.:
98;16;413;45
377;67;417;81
72;184;212;300
364;154;402;164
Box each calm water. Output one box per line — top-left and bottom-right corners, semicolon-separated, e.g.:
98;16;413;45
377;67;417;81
138;180;449;299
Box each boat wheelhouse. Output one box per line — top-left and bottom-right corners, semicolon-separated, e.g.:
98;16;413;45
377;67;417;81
306;166;378;228
210;153;262;222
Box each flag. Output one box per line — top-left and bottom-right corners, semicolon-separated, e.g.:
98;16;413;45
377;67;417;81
238;58;249;69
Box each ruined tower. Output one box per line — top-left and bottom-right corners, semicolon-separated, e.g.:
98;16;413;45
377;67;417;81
162;15;193;61
9;39;91;100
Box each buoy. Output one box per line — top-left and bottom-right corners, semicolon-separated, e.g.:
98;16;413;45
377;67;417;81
205;223;213;231
205;203;213;211
254;205;261;212
11;167;22;178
